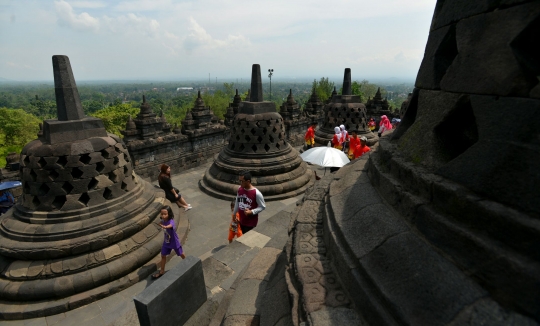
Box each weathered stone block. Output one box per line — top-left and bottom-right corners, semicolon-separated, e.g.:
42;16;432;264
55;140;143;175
134;256;206;326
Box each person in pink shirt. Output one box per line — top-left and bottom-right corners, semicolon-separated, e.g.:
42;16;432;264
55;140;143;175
378;115;393;137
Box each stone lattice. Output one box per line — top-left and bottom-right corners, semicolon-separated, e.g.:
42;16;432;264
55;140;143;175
200;64;312;201
0;56;166;320
314;68;377;146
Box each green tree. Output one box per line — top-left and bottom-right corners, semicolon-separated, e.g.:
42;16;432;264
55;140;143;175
89;104;139;137
313;77;335;102
0;108;41;166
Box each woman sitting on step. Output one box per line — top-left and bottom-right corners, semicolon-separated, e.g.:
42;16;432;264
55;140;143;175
158;164;192;212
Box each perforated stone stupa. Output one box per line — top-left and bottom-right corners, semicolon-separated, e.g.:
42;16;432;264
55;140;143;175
0;56;166;319
314;68;378;146
200;64;312;201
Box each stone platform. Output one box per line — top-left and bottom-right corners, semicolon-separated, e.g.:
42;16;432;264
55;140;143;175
287;132;539;325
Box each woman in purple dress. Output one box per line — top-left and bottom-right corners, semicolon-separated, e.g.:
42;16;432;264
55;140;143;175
152;205;185;279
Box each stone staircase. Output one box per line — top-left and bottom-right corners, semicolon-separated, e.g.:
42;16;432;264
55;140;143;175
185;208;295;326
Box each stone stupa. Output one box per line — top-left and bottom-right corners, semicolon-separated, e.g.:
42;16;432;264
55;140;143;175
200;64;312;201
0;56;168;319
314;68;378;146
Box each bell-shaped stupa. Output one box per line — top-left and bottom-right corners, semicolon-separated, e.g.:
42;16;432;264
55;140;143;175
200;64;312;201
0;56;168;319
315;68;378;146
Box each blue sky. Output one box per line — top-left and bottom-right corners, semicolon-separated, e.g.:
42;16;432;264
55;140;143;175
0;0;436;82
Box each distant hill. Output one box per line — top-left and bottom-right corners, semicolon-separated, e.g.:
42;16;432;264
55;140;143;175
0;77;15;83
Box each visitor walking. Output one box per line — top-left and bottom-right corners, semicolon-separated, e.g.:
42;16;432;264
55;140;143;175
378;115;393;137
233;171;266;234
348;130;360;160
228;201;243;243
331;127;343;150
158;164;192;211
340;124;349;153
152;205;185;279
368;118;376;131
354;136;371;159
305;122;317;150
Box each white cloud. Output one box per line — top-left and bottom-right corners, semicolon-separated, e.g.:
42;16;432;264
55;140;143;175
114;0;176;12
103;13;160;37
55;0;99;32
69;1;107;9
183;17;250;54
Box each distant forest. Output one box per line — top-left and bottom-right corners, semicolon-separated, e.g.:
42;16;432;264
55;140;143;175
0;79;413;166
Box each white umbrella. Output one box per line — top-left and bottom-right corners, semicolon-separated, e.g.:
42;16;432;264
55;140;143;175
300;146;350;168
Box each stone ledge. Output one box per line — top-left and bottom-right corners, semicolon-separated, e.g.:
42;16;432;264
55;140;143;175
0;205;190;320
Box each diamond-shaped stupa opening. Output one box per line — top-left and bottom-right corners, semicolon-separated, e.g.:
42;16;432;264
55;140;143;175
29;169;37;182
96;162;105;173
38;157;47;168
38;183;50;196
62;182;74;194
57;156;68;167
78;192;90;205
52;195;66;210
31;196;40;209
264;144;270;152
100;149;111;159
50;169;59;180
103;187;112;200
79;154;91;165
88;178;98;190
71;167;84;179
251;144;258;152
108;171;119;183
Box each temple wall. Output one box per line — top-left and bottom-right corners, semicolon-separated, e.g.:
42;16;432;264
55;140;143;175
127;130;226;181
284;115;325;147
128;115;324;181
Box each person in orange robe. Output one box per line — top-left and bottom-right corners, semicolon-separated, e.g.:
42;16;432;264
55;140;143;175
348;130;360;160
354;136;371;159
305;122;317;149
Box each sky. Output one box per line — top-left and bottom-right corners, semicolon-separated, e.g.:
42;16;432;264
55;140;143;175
0;0;437;82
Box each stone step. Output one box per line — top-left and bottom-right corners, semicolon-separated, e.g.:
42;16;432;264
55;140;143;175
184;208;295;325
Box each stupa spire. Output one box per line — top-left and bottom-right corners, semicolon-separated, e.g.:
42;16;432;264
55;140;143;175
52;55;85;121
342;68;352;95
249;64;263;102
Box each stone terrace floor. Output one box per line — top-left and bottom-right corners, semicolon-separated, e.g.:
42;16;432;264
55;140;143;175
0;157;324;326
